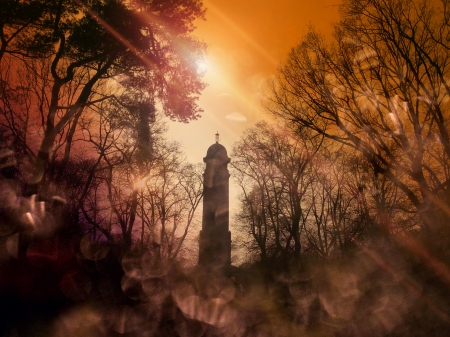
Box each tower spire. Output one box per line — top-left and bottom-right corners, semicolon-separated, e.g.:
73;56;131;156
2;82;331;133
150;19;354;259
215;131;220;143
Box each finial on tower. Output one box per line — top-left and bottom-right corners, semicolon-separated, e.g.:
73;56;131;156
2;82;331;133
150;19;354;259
215;131;220;143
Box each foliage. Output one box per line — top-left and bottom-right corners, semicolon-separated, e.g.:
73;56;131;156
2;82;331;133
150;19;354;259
0;0;206;190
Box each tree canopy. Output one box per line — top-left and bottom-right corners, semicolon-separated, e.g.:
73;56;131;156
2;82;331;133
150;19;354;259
0;0;206;190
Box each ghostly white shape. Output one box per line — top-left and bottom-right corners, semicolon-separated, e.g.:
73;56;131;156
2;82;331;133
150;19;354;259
225;112;247;122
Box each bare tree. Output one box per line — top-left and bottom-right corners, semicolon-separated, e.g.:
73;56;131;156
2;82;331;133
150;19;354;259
232;121;411;267
76;104;203;254
305;149;374;257
231;121;321;270
142;144;203;260
267;0;450;241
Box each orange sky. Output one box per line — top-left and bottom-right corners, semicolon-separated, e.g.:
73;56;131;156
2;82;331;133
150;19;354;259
166;0;341;252
168;0;340;162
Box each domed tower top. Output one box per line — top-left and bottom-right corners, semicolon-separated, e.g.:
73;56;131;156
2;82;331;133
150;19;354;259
203;132;230;163
205;143;228;159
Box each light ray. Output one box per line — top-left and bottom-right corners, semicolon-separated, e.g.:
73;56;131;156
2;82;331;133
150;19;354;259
75;0;269;124
205;56;269;120
203;1;279;67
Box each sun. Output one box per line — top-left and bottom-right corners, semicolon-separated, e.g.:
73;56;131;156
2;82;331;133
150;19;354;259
196;57;209;74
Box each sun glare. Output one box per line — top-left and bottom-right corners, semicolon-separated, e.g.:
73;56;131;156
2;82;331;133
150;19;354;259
196;58;209;74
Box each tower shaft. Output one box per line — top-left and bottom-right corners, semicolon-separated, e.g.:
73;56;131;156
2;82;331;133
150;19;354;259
198;141;231;270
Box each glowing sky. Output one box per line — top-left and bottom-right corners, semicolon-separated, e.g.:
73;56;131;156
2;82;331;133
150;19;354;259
168;0;340;161
166;1;341;220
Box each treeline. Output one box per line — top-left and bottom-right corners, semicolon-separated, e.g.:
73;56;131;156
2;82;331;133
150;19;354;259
232;122;394;266
230;0;450;334
233;0;450;273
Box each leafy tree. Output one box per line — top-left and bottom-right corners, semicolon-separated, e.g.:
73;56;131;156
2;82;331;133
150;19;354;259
0;0;206;193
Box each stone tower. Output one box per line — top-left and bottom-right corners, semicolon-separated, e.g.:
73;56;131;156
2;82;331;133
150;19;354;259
198;133;232;270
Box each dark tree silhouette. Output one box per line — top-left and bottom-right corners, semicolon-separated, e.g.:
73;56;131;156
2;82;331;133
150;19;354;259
231;122;389;270
0;0;206;193
267;0;450;243
231;122;322;270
